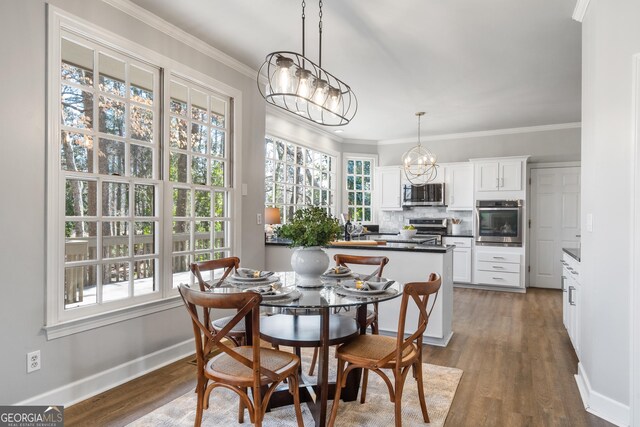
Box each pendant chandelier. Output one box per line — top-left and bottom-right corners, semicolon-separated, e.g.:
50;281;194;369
401;112;438;186
257;0;357;126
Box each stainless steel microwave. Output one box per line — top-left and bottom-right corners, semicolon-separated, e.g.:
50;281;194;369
402;183;445;207
475;200;523;246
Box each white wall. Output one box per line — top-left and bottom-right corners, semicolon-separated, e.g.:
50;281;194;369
377;127;581;166
0;0;266;404
577;0;639;424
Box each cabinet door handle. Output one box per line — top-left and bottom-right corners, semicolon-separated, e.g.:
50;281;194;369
496;178;500;188
500;177;504;187
561;276;567;292
569;286;576;305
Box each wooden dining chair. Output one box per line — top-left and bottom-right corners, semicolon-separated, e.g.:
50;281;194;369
328;273;442;427
308;254;389;387
190;258;246;346
178;284;304;427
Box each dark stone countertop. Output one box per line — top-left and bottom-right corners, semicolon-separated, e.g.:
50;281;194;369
563;247;581;262
442;234;474;238
265;239;454;253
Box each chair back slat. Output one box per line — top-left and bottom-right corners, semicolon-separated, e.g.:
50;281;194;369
334;254;389;277
191;257;240;291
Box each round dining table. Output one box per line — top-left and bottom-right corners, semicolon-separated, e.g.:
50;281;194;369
214;271;403;427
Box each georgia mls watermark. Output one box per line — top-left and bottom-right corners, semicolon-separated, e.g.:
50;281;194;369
0;406;64;427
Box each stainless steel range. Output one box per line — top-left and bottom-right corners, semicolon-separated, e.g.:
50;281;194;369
408;218;449;245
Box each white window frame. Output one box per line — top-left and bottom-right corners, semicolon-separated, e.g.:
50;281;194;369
45;7;243;339
342;153;378;225
264;134;338;223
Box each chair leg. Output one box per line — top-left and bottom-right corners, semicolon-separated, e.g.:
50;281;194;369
328;359;346;427
309;347;318;375
238;387;246;423
195;379;205;427
289;374;305;427
394;370;406;427
360;369;369;404
414;362;430;423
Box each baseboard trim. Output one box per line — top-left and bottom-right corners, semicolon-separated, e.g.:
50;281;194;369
379;329;453;348
576;362;630;426
15;338;195;407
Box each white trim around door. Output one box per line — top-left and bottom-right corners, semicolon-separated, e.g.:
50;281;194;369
630;53;640;427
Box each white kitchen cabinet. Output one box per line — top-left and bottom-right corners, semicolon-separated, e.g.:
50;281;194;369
474;249;523;288
376;166;403;211
562;252;581;356
443;237;472;283
474;159;523;192
445;163;473;210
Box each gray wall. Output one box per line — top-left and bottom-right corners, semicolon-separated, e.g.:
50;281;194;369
377;127;581;166
0;0;266;404
578;0;638;411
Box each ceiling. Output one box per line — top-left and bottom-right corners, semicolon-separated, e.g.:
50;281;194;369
129;0;581;141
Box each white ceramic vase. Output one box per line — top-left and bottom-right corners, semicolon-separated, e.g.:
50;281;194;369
291;246;329;283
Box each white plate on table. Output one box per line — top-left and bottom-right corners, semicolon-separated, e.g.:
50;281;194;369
230;272;275;282
340;281;389;295
321;271;352;279
243;286;294;300
225;275;280;287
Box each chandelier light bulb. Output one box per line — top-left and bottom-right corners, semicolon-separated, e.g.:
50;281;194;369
312;78;329;106
325;87;342;114
274;56;294;93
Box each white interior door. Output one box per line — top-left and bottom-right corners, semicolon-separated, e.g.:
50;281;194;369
529;167;581;288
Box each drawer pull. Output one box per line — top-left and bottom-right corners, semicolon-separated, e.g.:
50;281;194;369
492;266;504;269
454;241;465;244
492;256;505;259
492;277;503;280
571;271;578;275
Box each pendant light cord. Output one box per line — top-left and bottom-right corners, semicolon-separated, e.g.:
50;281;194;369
318;0;323;68
301;0;306;58
417;113;422;147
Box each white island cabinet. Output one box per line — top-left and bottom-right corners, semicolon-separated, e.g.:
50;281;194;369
265;243;454;347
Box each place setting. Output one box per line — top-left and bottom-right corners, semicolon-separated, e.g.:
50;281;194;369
335;276;397;298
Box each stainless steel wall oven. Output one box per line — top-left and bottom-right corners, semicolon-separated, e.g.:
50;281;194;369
475;200;523;246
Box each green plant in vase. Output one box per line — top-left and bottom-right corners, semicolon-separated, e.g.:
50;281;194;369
277;206;342;248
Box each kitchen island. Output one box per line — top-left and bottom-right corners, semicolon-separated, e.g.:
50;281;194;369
265;240;454;346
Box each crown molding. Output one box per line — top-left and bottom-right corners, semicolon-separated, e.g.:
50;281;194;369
572;0;591;22
266;105;345;143
101;0;259;80
377;122;582;146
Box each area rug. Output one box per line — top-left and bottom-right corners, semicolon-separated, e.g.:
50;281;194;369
128;348;462;426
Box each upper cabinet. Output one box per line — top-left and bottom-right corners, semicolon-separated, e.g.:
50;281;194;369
473;157;527;193
445;163;473;210
376;166;403;211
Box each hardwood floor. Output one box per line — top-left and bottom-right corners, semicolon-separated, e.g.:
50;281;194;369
65;287;612;426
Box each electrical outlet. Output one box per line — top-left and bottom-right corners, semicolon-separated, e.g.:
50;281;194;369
257;213;262;225
27;350;40;373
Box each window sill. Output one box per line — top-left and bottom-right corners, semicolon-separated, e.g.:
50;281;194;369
44;296;183;340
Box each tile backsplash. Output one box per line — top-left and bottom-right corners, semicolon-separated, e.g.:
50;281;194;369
378;207;473;234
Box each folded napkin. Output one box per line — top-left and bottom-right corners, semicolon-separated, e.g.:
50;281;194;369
235;268;274;279
324;266;351;275
244;286;275;295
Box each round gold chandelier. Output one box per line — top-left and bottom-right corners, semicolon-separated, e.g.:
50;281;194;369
401;112;439;186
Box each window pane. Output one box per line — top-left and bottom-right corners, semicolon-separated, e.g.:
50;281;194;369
62;85;93;130
285;185;294;205
364;161;371;175
170;98;187;116
286;165;295;184
348;191;354;205
364;208;371;221
134;184;154;217
173;188;191;217
295;186;304;204
170;81;188;116
130;144;153;179
265;138;275;159
102;261;129;302
194;190;211;217
134;221;155;255
66;179;97;216
211;160;224;187
172;255;191;288
276;140;285;160
364;192;371;206
275;184;285;204
265;182;274;204
99;96;125;136
64;265;96;309
102;221;129;258
210;96;226;127
195;221;211;249
355;160;363;175
214;191;226;218
133;259;155;296
356;192;363;205
173;221;190;252
211;129;225;157
61;39;93;87
346;176;354;190
170;117;188;149
286;144;295;163
131;106;153;142
98;53;125;97
192;156;207;185
130;66;154;106
102;182;129;216
191;90;208;122
191;124;208;154
214;220;227;233
265;159;275;181
169;152;188;182
98;138;125;176
364;176;371;191
65;229;95;261
61;131;93;173
195;253;211;263
355;176;363;190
